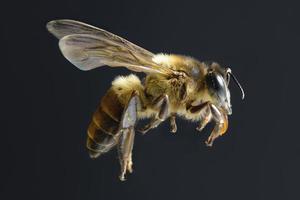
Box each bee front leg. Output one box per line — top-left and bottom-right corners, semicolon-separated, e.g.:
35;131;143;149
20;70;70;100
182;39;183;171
196;105;212;132
139;94;169;134
205;104;228;147
187;101;211;132
117;91;138;181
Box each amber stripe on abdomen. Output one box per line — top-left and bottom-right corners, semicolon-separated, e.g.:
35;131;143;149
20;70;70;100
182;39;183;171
86;89;125;158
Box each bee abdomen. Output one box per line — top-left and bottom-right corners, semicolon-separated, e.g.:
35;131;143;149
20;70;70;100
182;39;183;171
87;89;125;158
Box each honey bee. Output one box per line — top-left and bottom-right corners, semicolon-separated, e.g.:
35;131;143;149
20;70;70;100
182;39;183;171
47;19;245;181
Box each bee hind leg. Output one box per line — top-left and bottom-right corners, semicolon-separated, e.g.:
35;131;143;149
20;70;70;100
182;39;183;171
138;94;169;134
117;91;138;181
205;104;228;147
118;128;135;181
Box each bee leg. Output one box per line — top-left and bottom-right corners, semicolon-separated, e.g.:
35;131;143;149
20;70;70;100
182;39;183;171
196;105;212;132
205;104;228;147
139;94;169;134
170;114;177;133
186;101;211;132
120;91;138;129
117;91;138;181
187;101;209;114
127;152;133;173
118;128;135;181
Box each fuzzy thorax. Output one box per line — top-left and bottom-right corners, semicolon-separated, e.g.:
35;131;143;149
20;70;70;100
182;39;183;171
111;74;157;119
111;74;144;105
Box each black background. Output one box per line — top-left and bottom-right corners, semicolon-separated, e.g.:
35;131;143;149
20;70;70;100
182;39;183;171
2;0;300;200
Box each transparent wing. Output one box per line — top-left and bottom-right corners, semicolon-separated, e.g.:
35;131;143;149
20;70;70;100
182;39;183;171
47;19;174;75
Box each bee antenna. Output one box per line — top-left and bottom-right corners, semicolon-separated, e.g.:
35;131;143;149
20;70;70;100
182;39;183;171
227;69;245;100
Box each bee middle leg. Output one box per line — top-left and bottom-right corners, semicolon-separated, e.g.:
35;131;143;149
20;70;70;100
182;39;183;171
139;94;169;134
169;114;177;133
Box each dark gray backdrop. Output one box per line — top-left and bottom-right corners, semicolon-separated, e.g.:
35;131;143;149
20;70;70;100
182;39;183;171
2;0;299;200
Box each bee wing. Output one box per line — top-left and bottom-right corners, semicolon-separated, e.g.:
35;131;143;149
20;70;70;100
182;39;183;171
47;19;174;75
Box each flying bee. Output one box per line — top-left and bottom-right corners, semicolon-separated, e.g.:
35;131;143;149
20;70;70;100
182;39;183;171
47;19;245;181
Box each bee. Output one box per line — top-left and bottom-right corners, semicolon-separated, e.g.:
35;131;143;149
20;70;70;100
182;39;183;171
47;19;245;181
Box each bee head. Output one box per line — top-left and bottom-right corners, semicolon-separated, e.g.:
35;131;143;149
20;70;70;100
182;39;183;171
205;64;245;115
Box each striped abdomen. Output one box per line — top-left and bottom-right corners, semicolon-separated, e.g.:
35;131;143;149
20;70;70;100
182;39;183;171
87;88;125;158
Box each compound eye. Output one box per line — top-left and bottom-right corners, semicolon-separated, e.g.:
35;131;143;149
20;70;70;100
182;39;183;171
207;72;224;91
206;72;227;99
215;74;226;90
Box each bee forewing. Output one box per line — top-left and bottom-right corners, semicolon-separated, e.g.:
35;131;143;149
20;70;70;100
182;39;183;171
46;19;102;39
48;19;174;75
